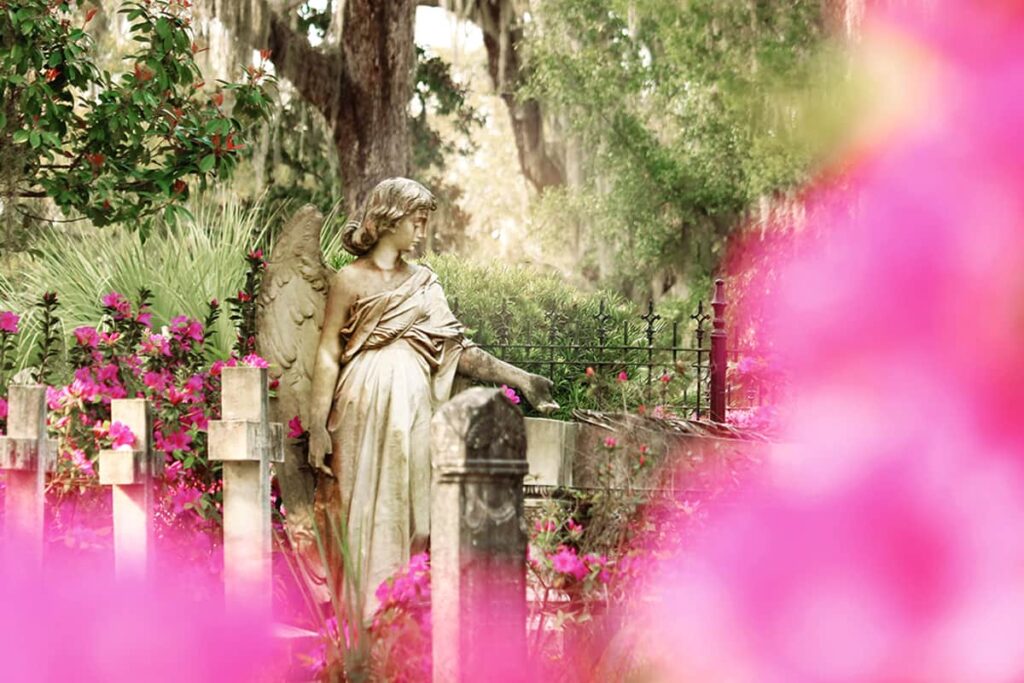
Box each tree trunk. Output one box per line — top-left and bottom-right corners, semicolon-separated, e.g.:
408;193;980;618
215;0;416;212
333;0;416;209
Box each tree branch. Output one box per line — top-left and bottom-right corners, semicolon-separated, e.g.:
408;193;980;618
267;10;347;122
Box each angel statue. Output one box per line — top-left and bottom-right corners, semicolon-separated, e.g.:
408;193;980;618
257;177;557;616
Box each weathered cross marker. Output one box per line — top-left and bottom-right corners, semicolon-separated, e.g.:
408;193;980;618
208;365;283;616
98;398;160;579
431;387;529;683
0;384;56;564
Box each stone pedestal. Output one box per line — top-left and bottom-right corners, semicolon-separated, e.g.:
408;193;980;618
208;366;283;616
0;385;55;564
523;417;576;487
98;399;160;579
431;388;529;683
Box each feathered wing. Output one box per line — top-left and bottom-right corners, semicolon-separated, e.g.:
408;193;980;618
256;205;330;587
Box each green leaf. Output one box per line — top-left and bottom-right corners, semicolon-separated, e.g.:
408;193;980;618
198;154;216;173
11;129;28;143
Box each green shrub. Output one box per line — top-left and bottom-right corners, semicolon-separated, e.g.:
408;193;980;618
424;254;704;418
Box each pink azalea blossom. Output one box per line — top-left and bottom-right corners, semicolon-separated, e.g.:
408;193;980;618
500;384;521;405
67;377;100;402
183;374;205;398
0;310;19;334
170;316;204;345
287;415;305;439
67;448;94;476
95;363;119;383
617;371;628;383
603;436;618;448
169;483;203;514
143;370;171;393
180;407;209;431
139;333;171;356
45;386;63;410
99;331;121;346
567;518;584;535
164;459;182;483
109;421;135;449
101;291;131;318
157;429;192;453
72;326;99;347
240;354;269;369
0;397;7;419
136;311;152;328
165;386;191;406
209;359;238;376
549;546;589;581
659;372;672;384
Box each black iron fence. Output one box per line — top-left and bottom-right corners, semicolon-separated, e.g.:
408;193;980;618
453;279;750;422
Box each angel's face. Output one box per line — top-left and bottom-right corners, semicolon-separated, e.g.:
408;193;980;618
390;208;429;253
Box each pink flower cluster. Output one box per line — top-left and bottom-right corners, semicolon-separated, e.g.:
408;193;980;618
0;310;19;334
500;384;520;405
548;546;609;583
287;415;305;439
373;552;431;633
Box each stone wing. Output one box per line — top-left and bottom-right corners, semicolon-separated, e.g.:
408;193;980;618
257;204;331;431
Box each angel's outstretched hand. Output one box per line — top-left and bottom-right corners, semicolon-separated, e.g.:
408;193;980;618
308;426;335;477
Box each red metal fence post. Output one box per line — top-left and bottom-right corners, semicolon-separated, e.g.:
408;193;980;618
710;279;728;423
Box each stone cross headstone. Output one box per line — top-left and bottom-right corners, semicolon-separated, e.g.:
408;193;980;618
431;387;529;683
208;365;283;616
0;384;56;565
98;398;160;579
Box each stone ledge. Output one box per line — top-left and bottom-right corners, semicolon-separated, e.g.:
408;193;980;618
0;437;58;472
98;448;163;485
208;420;284;463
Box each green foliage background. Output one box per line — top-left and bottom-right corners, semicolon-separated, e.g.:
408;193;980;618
524;0;833;294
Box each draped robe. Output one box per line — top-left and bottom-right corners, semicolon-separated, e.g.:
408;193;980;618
326;266;467;616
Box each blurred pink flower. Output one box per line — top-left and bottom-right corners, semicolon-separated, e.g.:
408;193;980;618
241;354;269;369
603;436;618;448
634;5;1024;681
549;546;588;581
139;333;171;357
209;358;237;376
157;429;192;454
170;316;204;345
101;291;131;319
72;326;100;348
109;421;135;449
169;484;203;514
500;384;521;405
617;371;628;383
164;459;182;483
0;310;18;334
67;448;94;476
287;415;305;439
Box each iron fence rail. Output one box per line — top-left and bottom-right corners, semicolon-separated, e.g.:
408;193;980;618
452;279;750;421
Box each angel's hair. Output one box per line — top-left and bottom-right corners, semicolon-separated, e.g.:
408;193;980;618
341;177;437;256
